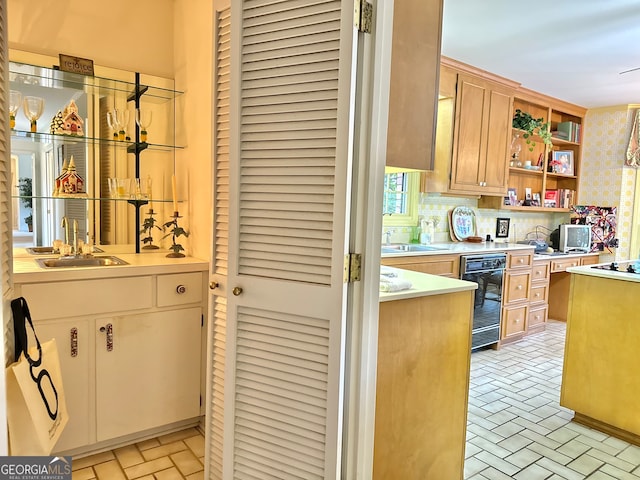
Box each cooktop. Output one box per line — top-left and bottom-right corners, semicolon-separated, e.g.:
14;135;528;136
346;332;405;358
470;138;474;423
591;260;640;274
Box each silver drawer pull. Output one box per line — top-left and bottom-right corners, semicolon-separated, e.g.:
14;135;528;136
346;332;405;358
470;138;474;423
70;327;78;357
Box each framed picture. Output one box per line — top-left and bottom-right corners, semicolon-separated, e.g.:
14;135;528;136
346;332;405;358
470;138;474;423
552;150;574;175
496;217;510;238
507;187;518;206
532;192;541;207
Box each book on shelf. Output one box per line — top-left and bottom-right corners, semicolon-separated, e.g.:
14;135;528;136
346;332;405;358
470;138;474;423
557;188;576;208
556;121;581;143
508;187;518;206
544;190;558;208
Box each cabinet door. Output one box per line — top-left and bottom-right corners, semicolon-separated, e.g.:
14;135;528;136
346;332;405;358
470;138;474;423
386;0;443;170
450;74;512;195
35;318;92;453
95;308;202;442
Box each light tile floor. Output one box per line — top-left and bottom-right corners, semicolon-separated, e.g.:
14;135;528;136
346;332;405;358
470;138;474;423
466;320;640;479
71;427;205;480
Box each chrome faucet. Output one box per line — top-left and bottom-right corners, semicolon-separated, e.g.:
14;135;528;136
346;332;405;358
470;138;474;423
72;219;79;255
383;229;395;245
60;216;79;255
61;216;70;248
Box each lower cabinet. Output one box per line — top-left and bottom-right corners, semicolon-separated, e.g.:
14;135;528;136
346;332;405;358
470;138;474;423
17;271;205;454
381;254;460;278
95;309;202;442
501;250;533;344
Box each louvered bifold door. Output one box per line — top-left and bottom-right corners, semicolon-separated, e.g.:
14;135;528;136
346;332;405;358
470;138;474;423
0;0;13;454
223;1;357;479
208;3;231;479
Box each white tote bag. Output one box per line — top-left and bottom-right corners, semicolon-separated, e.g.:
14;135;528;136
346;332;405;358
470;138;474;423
6;297;69;455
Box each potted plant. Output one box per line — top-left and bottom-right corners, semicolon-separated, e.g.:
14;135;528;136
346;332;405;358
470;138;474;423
18;177;33;232
512;109;553;152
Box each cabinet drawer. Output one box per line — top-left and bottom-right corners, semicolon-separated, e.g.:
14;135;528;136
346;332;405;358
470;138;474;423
528;304;548;329
503;270;531;305
508;251;533;269
550;258;580;273
531;261;550;283
381;254;460;278
530;283;549;305
21;276;153;320
580;255;600;266
157;272;203;307
502;305;527;338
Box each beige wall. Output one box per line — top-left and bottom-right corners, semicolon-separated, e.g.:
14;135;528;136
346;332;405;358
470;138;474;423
8;0;174;78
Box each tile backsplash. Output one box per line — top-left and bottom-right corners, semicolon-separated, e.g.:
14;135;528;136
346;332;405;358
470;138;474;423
382;193;569;245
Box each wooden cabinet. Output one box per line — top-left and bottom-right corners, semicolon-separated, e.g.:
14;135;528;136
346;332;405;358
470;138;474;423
381;254;459;278
479;88;586;212
500;250;533;344
528;258;551;333
448;73;514;195
386;0;443;170
375;290;473;479
16;271;205;455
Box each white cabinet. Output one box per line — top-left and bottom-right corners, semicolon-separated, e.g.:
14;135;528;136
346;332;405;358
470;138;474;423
16;271;205;454
95;308;201;441
34;318;92;452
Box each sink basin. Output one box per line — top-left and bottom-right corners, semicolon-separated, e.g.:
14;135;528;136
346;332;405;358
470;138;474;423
36;256;128;268
27;246;103;255
381;244;449;253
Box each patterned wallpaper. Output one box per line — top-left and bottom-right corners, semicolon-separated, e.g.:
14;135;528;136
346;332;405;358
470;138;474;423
580;106;639;260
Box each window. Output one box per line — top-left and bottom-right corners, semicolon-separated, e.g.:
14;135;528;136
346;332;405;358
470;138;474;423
382;169;419;226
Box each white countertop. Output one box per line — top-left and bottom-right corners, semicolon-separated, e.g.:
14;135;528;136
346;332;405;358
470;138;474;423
381;241;534;258
566;262;640;283
379;266;477;302
13;248;208;283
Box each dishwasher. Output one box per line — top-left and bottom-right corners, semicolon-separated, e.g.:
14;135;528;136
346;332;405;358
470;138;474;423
460;253;507;350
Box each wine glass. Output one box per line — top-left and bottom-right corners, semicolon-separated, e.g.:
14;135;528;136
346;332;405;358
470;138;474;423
135;108;153;142
9;90;21;129
23;96;45;133
106;110;120;139
117;109;130;141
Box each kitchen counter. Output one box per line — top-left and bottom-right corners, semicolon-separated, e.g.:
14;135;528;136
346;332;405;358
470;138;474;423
566;262;640;283
13;249;208;283
379;266;477;302
381;241;534;258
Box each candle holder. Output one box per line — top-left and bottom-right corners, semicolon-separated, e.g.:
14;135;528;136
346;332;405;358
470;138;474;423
140;209;161;250
164;211;190;258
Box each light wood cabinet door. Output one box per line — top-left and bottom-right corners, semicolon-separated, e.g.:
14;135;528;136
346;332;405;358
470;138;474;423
530;283;549;305
528;304;548;330
508;250;534;270
502;304;528;338
532;260;550;282
36;318;92;453
381;254;460;278
386;0;443;170
550;258;581;273
503;270;532;305
580;254;600;266
95;308;202;442
449;74;513;195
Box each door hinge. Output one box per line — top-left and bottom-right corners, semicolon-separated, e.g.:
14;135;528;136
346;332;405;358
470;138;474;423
354;0;372;34
344;253;362;283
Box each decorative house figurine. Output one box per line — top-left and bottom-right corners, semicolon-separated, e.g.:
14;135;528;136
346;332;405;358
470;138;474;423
50;99;84;136
56;156;87;197
53;158;69;196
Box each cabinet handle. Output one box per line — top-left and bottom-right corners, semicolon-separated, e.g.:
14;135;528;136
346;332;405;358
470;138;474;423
536;270;542;275
517;285;523;290
535;293;540;298
176;284;187;294
535;315;541;320
232;286;243;296
518;258;524;264
100;323;114;352
209;281;219;290
515;318;521;323
70;327;78;358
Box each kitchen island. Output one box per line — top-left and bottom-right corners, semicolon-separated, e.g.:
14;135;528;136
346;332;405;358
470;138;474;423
561;262;640;445
374;267;476;480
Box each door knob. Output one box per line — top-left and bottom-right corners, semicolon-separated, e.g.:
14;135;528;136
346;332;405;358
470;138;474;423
232;287;243;296
209;281;219;290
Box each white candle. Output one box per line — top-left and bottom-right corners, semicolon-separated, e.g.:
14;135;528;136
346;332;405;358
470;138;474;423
171;175;178;213
147;174;153;210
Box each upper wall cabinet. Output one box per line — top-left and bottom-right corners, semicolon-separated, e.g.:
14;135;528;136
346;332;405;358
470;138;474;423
385;0;443;171
448;73;514;196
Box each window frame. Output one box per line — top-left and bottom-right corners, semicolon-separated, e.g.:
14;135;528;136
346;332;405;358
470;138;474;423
382;168;420;227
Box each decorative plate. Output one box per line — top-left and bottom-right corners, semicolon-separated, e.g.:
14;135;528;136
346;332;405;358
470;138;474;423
450;206;477;241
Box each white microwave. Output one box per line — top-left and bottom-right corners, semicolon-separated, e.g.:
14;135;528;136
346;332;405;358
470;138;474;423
559;224;591;253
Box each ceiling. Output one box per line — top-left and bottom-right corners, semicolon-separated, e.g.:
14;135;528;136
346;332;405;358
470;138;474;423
441;0;640;109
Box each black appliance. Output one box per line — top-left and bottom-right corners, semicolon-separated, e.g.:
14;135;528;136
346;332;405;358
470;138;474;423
460;253;507;350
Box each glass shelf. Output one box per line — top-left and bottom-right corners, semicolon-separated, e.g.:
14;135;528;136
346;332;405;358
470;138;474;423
9;62;183;102
10;130;184;151
13;195;183;204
